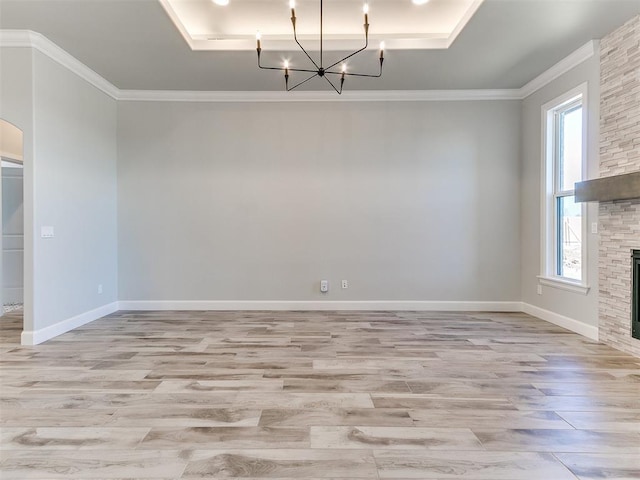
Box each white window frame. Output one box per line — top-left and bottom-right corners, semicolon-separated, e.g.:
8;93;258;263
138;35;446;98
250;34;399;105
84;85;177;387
539;83;590;295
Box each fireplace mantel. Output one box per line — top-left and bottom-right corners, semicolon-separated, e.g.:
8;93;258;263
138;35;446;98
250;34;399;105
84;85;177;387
575;171;640;203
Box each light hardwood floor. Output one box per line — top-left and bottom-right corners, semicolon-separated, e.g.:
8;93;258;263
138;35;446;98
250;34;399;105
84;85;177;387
1;309;639;479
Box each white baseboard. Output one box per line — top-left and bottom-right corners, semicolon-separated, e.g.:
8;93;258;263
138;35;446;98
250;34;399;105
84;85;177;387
120;300;597;341
16;300;597;345
117;300;522;312
520;302;599;341
21;302;119;346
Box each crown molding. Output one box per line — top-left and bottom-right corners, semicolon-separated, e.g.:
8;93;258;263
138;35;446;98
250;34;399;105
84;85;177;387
0;29;34;47
1;30;596;103
116;88;522;102
0;30;119;99
519;40;596;99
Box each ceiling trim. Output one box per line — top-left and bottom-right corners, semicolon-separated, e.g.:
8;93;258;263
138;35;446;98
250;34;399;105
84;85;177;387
116;89;522;102
0;30;120;99
0;30;596;103
519;40;596;98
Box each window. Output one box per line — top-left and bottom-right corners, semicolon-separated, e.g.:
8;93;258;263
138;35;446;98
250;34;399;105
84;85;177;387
541;85;588;292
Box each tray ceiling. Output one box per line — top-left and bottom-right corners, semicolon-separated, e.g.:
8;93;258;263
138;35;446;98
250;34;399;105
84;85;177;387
161;0;484;50
1;0;639;91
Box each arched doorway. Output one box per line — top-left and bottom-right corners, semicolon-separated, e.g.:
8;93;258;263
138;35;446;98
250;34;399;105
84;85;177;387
0;119;24;332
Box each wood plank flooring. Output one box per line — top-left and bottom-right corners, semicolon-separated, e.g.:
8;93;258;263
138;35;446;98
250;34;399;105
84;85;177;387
1;309;639;479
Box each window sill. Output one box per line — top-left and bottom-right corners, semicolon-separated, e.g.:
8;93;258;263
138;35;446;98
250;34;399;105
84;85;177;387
537;276;590;295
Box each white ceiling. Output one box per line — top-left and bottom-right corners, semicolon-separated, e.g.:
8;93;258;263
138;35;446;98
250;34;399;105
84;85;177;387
161;0;483;50
0;0;639;91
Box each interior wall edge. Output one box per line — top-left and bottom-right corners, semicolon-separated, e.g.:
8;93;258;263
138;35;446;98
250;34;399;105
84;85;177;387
20;301;118;346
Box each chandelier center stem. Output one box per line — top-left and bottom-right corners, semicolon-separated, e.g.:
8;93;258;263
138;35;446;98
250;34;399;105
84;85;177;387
320;0;323;67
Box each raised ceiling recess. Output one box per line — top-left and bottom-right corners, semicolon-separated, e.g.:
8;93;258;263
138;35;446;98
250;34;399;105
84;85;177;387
160;0;484;51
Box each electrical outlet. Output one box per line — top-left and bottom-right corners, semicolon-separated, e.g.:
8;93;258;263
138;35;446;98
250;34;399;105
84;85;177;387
591;222;598;234
320;280;329;293
341;280;349;289
537;285;543;295
98;284;103;294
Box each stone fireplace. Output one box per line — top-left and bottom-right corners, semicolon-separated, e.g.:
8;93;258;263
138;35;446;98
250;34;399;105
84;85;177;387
599;201;640;356
577;15;640;357
633;250;640;340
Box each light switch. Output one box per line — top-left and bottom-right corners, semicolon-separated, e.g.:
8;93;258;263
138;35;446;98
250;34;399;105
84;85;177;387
41;226;55;238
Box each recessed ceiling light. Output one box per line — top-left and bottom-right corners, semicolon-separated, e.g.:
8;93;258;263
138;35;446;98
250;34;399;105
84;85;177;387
212;0;229;6
413;0;430;5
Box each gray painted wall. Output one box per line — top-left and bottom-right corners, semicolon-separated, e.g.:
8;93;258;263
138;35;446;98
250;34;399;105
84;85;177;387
118;100;522;302
0;40;600;338
29;50;118;330
2;166;24;304
520;53;601;326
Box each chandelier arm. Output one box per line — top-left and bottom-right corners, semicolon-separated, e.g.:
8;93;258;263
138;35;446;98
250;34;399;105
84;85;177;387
287;73;320;91
258;61;318;74
288;67;321;74
259;65;287;71
325;41;369;71
293;39;320;71
325;61;383;78
322;74;343;95
328;71;382;78
265;66;318;74
292;24;320;70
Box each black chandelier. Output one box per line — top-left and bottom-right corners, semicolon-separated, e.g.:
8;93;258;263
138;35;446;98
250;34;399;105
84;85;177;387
256;0;385;94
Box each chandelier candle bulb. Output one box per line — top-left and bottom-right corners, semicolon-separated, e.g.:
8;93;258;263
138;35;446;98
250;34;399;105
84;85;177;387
284;60;290;89
284;59;290;88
